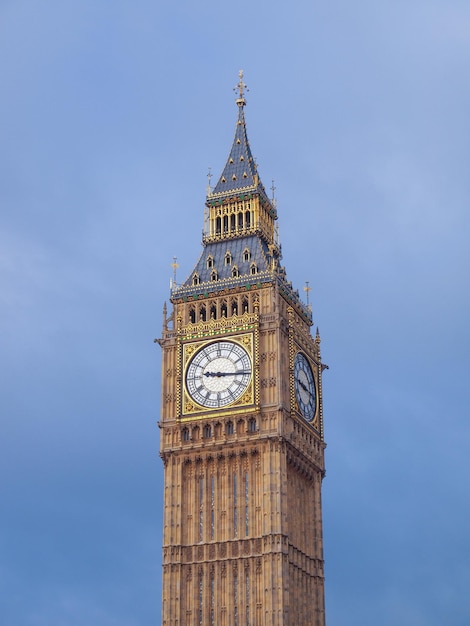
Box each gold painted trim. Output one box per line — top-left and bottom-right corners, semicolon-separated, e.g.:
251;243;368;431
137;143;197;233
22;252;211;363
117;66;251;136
292;337;321;432
181;334;255;418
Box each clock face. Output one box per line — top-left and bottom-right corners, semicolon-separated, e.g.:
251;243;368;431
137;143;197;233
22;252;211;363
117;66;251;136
294;352;316;421
185;340;252;409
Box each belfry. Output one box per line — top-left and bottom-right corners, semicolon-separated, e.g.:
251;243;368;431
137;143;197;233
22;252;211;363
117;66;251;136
157;72;327;626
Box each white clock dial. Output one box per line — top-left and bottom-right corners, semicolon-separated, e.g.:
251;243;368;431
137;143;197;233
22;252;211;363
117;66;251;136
294;352;316;421
185;340;252;408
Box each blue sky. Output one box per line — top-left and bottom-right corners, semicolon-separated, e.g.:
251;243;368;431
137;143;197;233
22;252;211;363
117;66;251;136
1;1;469;624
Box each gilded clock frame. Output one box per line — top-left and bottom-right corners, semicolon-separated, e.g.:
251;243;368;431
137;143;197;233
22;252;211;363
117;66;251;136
181;332;255;417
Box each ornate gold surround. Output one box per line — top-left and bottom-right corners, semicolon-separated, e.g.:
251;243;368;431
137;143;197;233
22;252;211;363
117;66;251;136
180;331;257;418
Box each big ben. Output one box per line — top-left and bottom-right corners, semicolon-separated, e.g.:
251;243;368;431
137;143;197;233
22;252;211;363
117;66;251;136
157;72;327;626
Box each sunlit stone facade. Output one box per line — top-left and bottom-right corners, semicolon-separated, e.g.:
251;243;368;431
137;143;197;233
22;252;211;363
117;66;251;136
157;73;327;626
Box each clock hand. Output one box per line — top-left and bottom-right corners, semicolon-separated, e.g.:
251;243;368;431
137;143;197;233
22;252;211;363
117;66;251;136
204;371;250;378
298;380;310;393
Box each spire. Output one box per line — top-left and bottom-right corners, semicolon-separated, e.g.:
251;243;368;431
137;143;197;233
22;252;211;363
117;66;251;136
210;70;268;200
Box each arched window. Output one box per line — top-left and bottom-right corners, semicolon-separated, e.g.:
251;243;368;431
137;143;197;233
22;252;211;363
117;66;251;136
211;270;218;282
207;256;214;269
226;421;234;435
221;301;228;318
230;214;236;231
238;212;244;229
242;296;249;313
248;418;257;433
182;427;190;442
199;305;206;321
216;217;221;234
225;252;232;265
192;273;200;286
189;307;196;323
223;215;228;233
210;303;217;319
204;424;212;439
232;266;239;278
243;248;250;262
245;211;251;228
250;263;257;275
231;299;238;316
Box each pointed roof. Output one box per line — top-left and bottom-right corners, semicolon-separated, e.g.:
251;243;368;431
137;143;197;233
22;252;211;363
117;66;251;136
170;73;313;325
210;71;269;201
182;235;271;288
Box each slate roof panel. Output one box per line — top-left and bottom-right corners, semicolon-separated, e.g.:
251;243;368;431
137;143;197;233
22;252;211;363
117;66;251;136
182;235;271;286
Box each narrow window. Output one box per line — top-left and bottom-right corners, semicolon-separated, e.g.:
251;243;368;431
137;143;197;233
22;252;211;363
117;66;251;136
230;214;236;231
210;573;215;626
207;256;214;269
211;476;215;540
221;301;228;317
182;427;190;442
204;424;212;438
199;305;206;321
250;263;257;275
189;308;196;323
238;212;244;229
199;571;203;626
199;476;204;542
231;300;238;316
233;473;238;538
246;571;250;626
210;304;217;319
245;472;249;537
223;215;228;233
245;211;251;228
242;296;249;313
243;248;250;262
216;217;221;234
211;270;218;282
226;421;234;435
234;570;239;626
232;266;239;278
225;252;232;265
192;273;200;286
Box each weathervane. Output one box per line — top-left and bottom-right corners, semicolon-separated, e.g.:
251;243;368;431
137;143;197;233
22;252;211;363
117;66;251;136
234;69;248;106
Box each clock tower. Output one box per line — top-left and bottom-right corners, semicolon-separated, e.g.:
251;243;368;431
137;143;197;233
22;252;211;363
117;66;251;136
157;72;327;626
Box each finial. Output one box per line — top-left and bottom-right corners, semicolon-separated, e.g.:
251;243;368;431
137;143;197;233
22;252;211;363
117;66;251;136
234;69;248;107
162;302;168;331
303;281;312;306
206;167;212;194
271;180;276;202
170;256;179;289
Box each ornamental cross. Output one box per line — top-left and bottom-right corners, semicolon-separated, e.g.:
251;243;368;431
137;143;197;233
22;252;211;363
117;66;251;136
234;69;248;100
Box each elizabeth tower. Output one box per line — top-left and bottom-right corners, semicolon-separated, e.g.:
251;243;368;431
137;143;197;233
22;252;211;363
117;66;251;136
157;73;327;626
